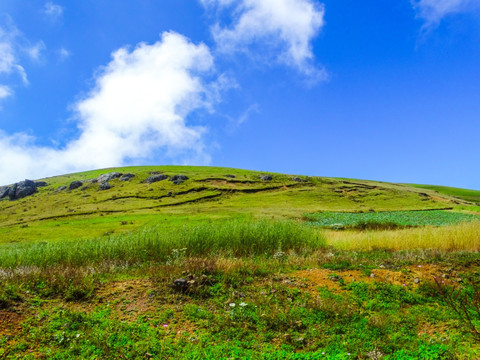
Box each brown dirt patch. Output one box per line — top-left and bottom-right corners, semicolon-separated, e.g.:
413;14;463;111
293;264;459;294
0;309;24;337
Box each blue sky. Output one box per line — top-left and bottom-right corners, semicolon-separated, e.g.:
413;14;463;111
0;0;479;189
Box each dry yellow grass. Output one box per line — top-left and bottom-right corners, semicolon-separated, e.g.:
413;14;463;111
326;220;480;251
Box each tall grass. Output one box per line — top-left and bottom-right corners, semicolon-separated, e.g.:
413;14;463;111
327;220;480;251
0;219;325;270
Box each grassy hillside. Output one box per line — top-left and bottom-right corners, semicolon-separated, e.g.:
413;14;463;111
2;166;480;359
0;166;474;244
408;183;480;205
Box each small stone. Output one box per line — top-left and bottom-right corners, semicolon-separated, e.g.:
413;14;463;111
225;174;235;178
260;175;272;181
99;182;111;190
169;175;188;185
370;273;376;278
69;181;83;190
173;278;188;291
146;174;168;184
119;173;135;181
414;278;420;284
57;185;67;191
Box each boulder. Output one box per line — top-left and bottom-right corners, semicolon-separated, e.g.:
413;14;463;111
119;173;135;182
260;175;273;181
225;174;236;178
35;181;48;187
0;186;10;199
15;180;38;199
69;181;83;190
99;182;111;190
57;185;67;191
97;172;121;183
146;174;168;184
169;175;188;185
0;186;10;198
6;180;37;200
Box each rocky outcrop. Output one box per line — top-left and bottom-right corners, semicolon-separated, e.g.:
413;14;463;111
57;185;67;191
225;174;235;178
69;181;83;190
119;173;135;182
0;186;10;199
5;180;38;200
35;181;48;187
146;174;168;184
170;175;188;185
97;172;121;183
260;175;273;181
99;182;111;190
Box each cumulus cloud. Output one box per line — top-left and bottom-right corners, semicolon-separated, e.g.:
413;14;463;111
0;32;222;185
202;0;325;79
412;0;479;27
43;2;64;22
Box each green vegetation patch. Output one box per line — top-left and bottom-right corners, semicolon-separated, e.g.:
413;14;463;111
304;210;480;230
0;219;325;269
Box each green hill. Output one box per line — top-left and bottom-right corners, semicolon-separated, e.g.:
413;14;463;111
0;165;474;244
2;166;480;359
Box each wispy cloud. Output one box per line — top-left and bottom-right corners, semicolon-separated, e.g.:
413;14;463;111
0;21;28;102
0;32;226;185
412;0;479;28
0;85;12;100
58;47;71;61
202;0;326;80
26;41;46;62
43;2;64;22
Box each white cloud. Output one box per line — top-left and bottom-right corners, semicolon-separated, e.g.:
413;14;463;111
412;0;479;27
0;32;222;185
0;23;28;104
58;47;71;61
43;2;64;22
202;0;326;79
0;85;12;100
26;41;46;62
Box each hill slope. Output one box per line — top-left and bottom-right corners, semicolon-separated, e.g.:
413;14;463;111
0;166;476;244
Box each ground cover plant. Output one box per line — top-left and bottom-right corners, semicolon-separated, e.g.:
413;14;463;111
304;210;480;230
1;166;480;359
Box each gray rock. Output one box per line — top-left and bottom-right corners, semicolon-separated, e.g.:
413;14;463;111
69;181;83;190
99;182;111;190
10;180;38;200
169;175;188;185
119;173;135;182
35;181;48;187
146;174;168;184
260;175;272;181
292;177;305;182
97;172;121;183
173;278;188;292
225;174;235;178
57;185;67;191
8;184;18;200
0;186;10;199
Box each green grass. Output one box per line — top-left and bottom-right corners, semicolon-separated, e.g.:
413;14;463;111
2;165;474;244
0;218;325;269
2;166;480;358
408;184;480;204
304;210;480;229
